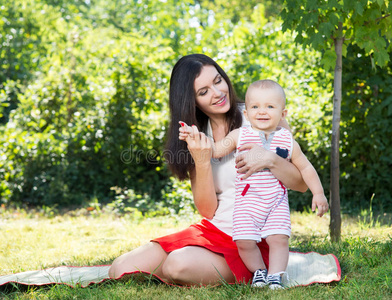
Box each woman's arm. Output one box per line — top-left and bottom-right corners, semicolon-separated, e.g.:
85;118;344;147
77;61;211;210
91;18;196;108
190;163;217;219
235;143;308;192
185;125;218;219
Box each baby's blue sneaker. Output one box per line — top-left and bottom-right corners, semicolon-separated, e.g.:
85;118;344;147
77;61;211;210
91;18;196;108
251;269;268;288
267;273;285;290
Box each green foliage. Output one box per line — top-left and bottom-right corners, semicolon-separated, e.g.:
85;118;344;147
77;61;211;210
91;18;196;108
339;46;392;211
281;0;392;69
208;5;332;210
161;177;195;216
0;0;391;213
0;1;55;123
281;0;392;213
0;0;174;207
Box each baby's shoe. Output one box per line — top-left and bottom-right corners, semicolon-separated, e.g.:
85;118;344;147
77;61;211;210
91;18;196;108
267;273;285;290
251;269;268;288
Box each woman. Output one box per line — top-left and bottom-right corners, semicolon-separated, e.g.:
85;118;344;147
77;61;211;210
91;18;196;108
109;54;307;286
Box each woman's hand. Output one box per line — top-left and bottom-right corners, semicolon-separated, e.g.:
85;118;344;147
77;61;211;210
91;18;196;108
178;121;191;141
236;143;308;192
235;143;275;180
179;121;217;219
179;121;212;166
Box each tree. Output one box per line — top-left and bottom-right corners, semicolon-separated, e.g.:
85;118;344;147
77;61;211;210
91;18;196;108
281;0;392;241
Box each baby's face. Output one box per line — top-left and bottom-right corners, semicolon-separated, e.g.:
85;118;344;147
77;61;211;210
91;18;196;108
244;87;287;133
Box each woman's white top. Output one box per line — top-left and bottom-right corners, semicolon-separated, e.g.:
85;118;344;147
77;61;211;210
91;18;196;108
206;104;249;236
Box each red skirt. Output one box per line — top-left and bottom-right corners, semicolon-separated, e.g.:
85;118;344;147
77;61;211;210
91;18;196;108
152;219;269;284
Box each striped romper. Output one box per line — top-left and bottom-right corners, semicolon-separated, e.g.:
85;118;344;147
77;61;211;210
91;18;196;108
232;126;293;242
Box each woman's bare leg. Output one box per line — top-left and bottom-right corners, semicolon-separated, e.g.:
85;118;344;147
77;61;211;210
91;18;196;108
162;246;235;286
109;243;235;286
108;242;168;279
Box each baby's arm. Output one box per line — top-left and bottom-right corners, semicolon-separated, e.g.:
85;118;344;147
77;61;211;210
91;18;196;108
179;121;238;158
212;129;239;158
291;140;329;217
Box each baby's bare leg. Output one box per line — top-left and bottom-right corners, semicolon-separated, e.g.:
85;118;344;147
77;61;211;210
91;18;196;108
265;234;289;274
236;239;266;273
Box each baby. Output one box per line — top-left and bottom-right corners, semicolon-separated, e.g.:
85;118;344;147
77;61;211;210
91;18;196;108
179;79;329;289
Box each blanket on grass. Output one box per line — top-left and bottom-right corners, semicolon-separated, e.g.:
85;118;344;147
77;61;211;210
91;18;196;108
0;252;341;288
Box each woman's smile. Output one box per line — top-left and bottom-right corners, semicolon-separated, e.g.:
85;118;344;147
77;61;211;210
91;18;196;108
213;95;227;106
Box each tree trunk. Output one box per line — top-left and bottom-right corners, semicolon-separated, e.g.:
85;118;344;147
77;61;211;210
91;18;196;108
330;27;343;242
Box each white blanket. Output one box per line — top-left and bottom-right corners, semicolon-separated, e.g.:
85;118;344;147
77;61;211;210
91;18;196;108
0;252;340;288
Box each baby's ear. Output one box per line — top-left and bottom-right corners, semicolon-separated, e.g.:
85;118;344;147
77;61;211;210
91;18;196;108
281;109;288;119
243;109;250;121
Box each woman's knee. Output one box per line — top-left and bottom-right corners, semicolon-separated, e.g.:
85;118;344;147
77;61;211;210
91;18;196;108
108;257;121;278
109;252;132;278
109;242;168;279
161;252;189;282
161;246;235;285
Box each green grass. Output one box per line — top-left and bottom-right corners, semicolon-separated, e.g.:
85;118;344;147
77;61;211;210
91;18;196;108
1;205;392;299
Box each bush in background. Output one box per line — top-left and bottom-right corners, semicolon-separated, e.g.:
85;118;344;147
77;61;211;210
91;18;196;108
0;1;391;213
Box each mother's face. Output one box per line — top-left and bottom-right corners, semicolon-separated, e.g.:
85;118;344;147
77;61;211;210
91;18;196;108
194;65;230;118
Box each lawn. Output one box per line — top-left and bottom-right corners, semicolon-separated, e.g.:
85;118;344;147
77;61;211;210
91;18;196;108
1;205;391;299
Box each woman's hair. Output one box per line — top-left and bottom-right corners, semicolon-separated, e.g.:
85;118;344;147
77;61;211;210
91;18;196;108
165;54;242;180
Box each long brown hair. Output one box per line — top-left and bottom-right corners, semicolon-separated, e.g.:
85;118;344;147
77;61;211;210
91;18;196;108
165;54;242;180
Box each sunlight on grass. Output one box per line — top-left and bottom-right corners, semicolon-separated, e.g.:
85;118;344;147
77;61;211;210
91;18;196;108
0;209;199;275
1;208;391;276
291;210;392;241
1;207;392;299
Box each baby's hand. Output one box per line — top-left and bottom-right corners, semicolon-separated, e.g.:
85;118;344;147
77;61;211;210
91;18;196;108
312;194;329;217
178;121;191;141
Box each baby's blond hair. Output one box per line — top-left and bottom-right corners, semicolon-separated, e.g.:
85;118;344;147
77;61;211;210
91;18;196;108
246;79;286;107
